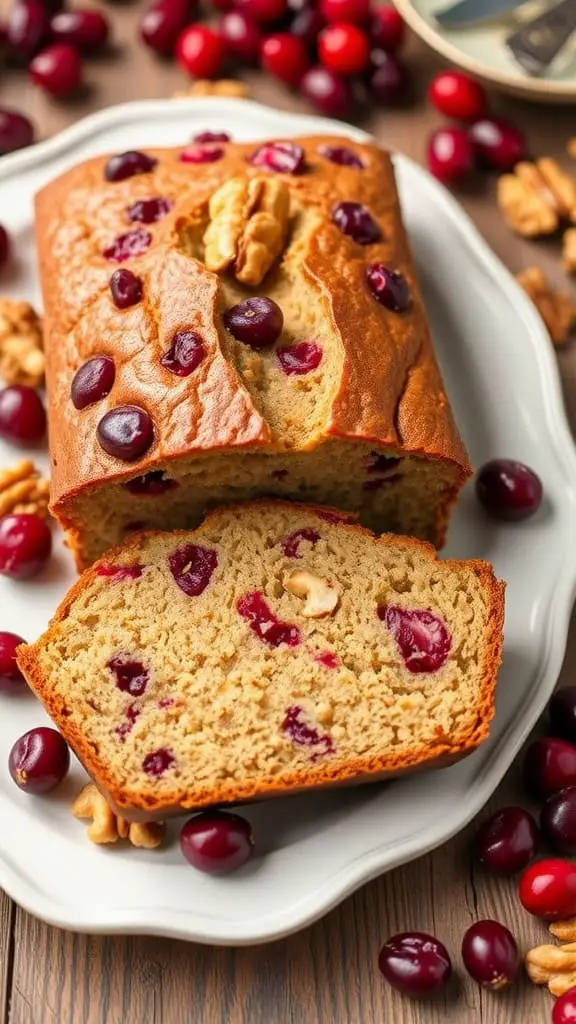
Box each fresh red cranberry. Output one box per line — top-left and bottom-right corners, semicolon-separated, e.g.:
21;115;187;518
142;747;175;776
427;126;474;183
9;726;69;794
277;342;322;375
367;452;401;473
108;654;149;696
369;52;410;105
169;542;218;596
96;563;144;581
176;24;224;77
366;264;409;311
237;592;301;647
140;0;191;55
549;688;576;744
370;4;405;52
250;140;305;173
301;65;351;116
179;144;224;164
7;1;49;59
554;989;576;1024
474;806;539;874
0;109;35;155
161;330;205;376
290;6;325;48
317;143;363;168
318;22;369;75
192;130;230;142
0;514;52;580
469;116;526;172
461;920;519;990
110;269;143;311
524;738;576;798
235;0;287;24
104;150;158;182
127;197;173;224
219;11;262;62
320;0;370;24
102;229;152;263
541;788;576;855
29;43;83;97
0;631;26;690
180;811;254;874
124;470;177;495
0;226;9;268
0;385;46;445
332;201;380;244
281;527;320;557
283;704;334;756
223;297;283;348
51;9;109;51
315;651;339;669
428;70;487;121
519;858;576;921
261;33;309;86
71;356;115;409
379;605;451;673
378;932;452;996
96;406;154;462
476;459;542;522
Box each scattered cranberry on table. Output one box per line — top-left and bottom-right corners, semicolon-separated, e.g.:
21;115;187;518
320;0;370;26
369;3;404;52
300;65;351;116
29;43;83;97
0;384;46;446
469;116;527;172
7;0;50;60
428;70;487;122
140;0;192;55
476;459;543;522
0;514;52;580
549;688;576;745
51;9;109;52
235;0;287;24
261;32;309;87
180;811;254;874
461;920;519;990
9;726;70;794
219;11;261;62
553;988;576;1024
427;127;474;184
176;24;224;78
369;51;409;105
541;787;576;855
519;858;576;921
318;22;370;76
524;737;576;798
0;109;35;156
378;932;452;997
0;631;27;691
474;806;539;874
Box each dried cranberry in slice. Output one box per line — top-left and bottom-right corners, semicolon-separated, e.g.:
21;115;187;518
143;747;175;776
161;330;205;376
317;144;364;168
277;342;322;375
315;651;340;669
127;197;173;224
224;297;283;349
249;141;305;174
237;591;301;647
332;202;381;245
124;470;177;495
97;406;154;462
283;704;334;756
193;130;231;143
281;527;320;558
366;264;410;311
109;269;143;310
104;150;157;182
107;654;149;696
179;145;224;164
169;542;218;596
71;356;115;410
379;605;451;673
96;564;144;582
367;452;401;473
116;704;140;741
102;229;152;263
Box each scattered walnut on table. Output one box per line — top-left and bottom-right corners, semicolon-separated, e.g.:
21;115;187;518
497;158;576;238
0;459;50;517
516;267;576;346
72;783;165;849
204;174;290;286
526;940;576;996
569;138;576;161
0;299;44;387
550;918;576;942
172;79;251;99
564;227;576;274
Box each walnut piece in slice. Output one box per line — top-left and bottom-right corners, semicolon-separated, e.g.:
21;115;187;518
283;569;340;618
0;460;50;517
0;299;44;387
72;783;165;848
203;175;290;287
516;267;576;345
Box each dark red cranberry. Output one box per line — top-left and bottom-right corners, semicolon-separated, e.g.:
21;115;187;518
379;605;451;673
142;747;175;776
550;688;576;744
51;9;109;51
236;0;287;24
109;269;143;310
96;563;144;581
108;654;149;696
223;297;283;349
281;527;320;558
161;330;205;376
524;738;576;799
469;116;526;172
0;109;35;155
366;264;409;312
9;726;69;794
301;65;351;116
219;11;262;62
553;988;576;1024
290;6;325;48
175;24;224;78
102;229;152;263
317;509;352;523
140;0;190;55
169;542;218;596
476;459;542;522
261;33;309;87
237;592;301;647
250;141;305;174
367;452;401;473
370;3;405;52
474;807;539;874
320;0;370;24
180;811;254;875
317;144;363;168
71;356;115;409
0;514;52;580
0;225;10;267
369;52;410;105
116;703;140;741
277;342;322;375
519;858;576;920
104;150;157;183
193;130;230;143
0;631;26;690
124;470;177;495
461;921;519;990
318;23;370;76
7;1;49;59
179;144;224;164
332;201;381;244
428;70;487;121
96;406;154;462
427;126;474;183
542;788;576;855
283;704;334;756
127;197;173;224
378;932;452;996
29;44;83;97
0;385;46;445
315;651;339;669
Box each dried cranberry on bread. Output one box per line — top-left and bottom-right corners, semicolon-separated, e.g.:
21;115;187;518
17;502;504;819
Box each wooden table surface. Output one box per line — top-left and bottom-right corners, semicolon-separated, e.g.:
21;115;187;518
1;7;576;1021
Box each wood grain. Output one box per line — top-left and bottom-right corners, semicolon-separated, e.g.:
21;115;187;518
1;11;576;1022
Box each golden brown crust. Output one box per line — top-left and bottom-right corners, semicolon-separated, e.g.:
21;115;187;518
35;136;470;523
17;500;504;819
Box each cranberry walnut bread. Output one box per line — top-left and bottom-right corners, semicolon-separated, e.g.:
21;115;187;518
35;135;471;570
17;502;505;819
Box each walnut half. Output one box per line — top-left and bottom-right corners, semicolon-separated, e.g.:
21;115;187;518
283;569;340;618
0;299;44;388
497;158;576;238
516;267;576;346
204;175;290;287
72;783;165;849
526;941;576;996
0;460;50;517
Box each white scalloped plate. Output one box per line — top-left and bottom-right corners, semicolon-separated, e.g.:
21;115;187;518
0;98;575;945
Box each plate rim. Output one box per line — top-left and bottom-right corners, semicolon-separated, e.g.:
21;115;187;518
1;97;576;944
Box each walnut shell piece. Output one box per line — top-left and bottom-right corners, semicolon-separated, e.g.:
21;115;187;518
283;569;341;618
516;267;576;346
72;783;165;848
